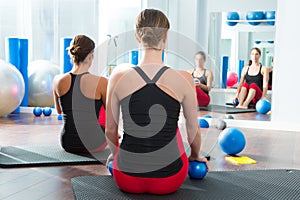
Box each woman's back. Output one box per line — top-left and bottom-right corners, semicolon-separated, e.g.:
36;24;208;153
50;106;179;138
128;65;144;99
105;9;208;195
117;66;183;177
53;34;108;153
55;72;107;152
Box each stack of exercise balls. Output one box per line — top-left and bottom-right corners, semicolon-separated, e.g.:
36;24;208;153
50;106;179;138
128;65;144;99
246;11;276;26
28;60;60;107
0;60;25;117
227;11;276;27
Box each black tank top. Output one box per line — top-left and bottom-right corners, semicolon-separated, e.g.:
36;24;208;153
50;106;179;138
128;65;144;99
192;69;208;94
117;66;183;178
59;72;105;151
245;64;263;90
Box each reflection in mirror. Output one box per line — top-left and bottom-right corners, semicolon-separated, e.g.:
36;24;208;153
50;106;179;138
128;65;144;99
207;11;275;120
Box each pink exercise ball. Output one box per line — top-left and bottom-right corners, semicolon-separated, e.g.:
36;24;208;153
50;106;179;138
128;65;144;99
227;72;238;87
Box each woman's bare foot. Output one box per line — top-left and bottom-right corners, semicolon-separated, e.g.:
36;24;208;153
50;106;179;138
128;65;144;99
236;104;248;109
236;104;243;108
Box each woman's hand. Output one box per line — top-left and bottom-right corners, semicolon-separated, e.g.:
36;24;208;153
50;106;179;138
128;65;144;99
193;78;200;86
189;155;210;171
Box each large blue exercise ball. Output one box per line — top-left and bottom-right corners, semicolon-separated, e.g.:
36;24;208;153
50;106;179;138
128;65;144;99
188;161;207;179
28;60;60;107
218;128;246;155
226;12;240;26
265;11;275;25
255;99;271;114
246;11;265;25
0;60;25;117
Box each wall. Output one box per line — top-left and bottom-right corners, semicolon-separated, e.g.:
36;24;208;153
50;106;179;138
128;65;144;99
271;0;300;127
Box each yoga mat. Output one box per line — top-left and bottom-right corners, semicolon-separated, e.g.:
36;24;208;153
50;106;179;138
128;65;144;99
198;104;256;114
71;169;300;200
60;37;73;73
238;59;244;82
221;56;229;88
130;50;139;65
0;144;110;168
19;38;28;106
5;37;20;69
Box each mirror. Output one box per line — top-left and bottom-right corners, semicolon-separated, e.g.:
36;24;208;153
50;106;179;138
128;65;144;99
207;11;275;120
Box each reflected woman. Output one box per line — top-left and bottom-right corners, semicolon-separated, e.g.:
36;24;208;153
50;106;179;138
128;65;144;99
187;51;213;107
234;47;269;109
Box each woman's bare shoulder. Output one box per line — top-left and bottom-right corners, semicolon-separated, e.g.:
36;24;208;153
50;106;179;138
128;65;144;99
54;73;70;83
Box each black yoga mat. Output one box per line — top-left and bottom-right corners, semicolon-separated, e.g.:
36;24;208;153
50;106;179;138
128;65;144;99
0;144;110;168
71;169;300;200
198;104;256;114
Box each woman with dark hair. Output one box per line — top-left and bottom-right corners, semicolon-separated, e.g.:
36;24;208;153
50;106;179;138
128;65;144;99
105;9;209;194
53;34;108;153
233;47;269;108
187;51;213;107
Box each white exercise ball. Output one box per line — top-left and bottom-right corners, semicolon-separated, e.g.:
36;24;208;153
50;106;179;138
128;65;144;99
0;59;25;117
28;60;60;107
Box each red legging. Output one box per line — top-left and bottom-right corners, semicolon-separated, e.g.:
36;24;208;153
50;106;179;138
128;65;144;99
112;129;189;195
242;82;262;104
195;86;210;107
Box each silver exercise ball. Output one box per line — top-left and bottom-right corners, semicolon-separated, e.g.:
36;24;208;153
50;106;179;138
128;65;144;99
0;59;25;117
28;60;60;107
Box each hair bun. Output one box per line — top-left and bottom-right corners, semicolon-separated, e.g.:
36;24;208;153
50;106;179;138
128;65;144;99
70;45;81;56
139;27;159;47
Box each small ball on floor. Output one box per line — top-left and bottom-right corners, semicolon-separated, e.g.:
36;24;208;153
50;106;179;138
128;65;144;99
43;107;52;116
216;119;227;130
199;118;209;128
108;161;113;175
224;114;234;120
33;107;43;117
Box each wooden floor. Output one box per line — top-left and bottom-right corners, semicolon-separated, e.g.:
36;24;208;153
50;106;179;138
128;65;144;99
0;112;299;200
